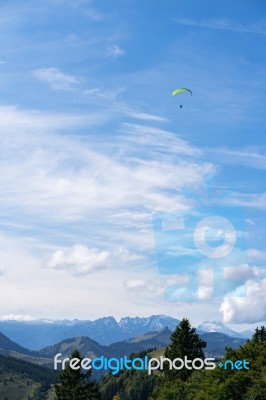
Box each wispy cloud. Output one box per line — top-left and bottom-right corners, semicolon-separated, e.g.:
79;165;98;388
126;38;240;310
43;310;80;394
0;0;265;323
0;106;106;133
83;88;101;95
173;17;266;35
123;275;187;296
105;44;125;59
206;147;266;170
248;248;266;261
119;123;202;158
222;192;266;209
85;7;104;21
0;110;214;226
124;109;168;122
32;67;83;90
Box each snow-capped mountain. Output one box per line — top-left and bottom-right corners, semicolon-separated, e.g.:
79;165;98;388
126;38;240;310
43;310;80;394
0;315;254;351
118;315;179;336
197;321;253;339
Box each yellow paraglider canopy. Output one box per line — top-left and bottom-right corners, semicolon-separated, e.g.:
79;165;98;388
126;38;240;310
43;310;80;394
172;88;192;96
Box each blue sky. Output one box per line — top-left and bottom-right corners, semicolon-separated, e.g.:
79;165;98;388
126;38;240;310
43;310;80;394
0;0;265;329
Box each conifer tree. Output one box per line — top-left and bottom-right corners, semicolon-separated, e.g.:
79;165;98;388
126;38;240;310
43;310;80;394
54;350;100;400
253;326;266;343
164;318;206;381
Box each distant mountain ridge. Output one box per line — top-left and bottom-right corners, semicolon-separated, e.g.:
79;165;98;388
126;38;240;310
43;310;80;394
0;328;247;371
0;315;253;351
0;315;180;350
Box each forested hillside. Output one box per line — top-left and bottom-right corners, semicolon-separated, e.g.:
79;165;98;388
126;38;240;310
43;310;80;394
100;322;266;400
0;354;57;400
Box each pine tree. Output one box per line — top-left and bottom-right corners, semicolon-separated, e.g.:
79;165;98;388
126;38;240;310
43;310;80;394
54;350;100;400
252;326;266;343
164;318;206;381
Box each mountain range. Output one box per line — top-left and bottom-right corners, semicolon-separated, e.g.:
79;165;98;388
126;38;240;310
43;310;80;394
0;315;253;351
0;327;247;371
0;315;179;350
0;316;250;379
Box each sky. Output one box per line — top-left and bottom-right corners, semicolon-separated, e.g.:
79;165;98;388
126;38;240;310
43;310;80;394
0;0;265;329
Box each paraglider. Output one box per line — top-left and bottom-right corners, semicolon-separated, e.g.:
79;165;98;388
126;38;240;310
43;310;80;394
172;87;192;108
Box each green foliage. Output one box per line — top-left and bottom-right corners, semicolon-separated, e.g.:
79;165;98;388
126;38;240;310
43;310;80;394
164;318;206;382
100;351;156;400
149;378;188;400
100;369;156;400
245;376;266;400
252;326;266;343
0;353;56;400
192;331;266;400
149;318;206;399
0;354;56;385
54;350;100;400
149;323;266;400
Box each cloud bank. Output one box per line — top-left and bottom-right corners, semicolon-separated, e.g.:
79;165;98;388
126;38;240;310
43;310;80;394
220;279;266;323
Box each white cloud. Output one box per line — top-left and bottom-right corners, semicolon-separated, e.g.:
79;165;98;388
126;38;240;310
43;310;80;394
206;148;266;170
83;88;101;95
119;123;202;157
124;110;168;122
223;265;258;280
123;275;189;296
220;278;266;323
105;44;125;59
47;244;110;275
248;248;266;261
211;186;266;210
0;106;101;133
114;247;145;263
47;244;145;276
0;314;35;321
173;17;266;35
198;270;213;299
124;279;150;291
0;0;264;326
32;67;82;90
0;110;215;225
227;193;266;209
